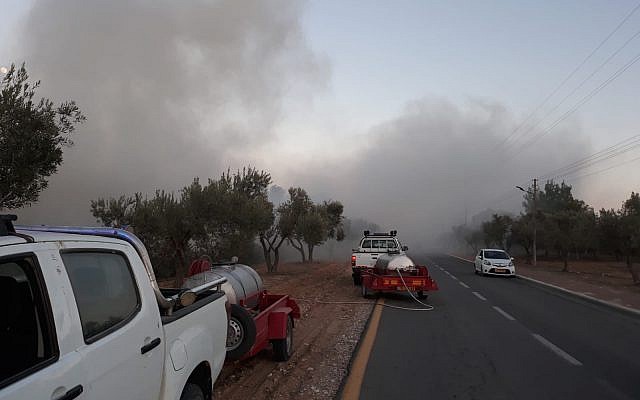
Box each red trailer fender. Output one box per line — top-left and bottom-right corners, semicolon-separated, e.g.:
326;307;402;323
268;307;293;340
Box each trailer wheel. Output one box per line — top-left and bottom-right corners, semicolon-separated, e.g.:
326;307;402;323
226;304;256;360
272;316;293;361
362;283;372;298
417;291;427;299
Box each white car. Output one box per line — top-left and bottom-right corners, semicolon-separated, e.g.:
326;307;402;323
474;249;515;277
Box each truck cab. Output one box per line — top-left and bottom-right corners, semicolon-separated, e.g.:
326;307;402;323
350;230;408;285
0;215;228;400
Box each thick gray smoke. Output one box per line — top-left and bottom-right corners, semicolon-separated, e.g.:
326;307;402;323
292;98;591;254
12;0;327;224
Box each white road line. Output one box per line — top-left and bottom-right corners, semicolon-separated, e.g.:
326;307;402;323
443;270;451;276
532;334;583;366
472;291;487;301
450;274;459;281
459;282;470;289
492;306;516;321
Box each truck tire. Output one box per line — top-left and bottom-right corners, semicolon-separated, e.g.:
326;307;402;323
417;290;427;299
353;271;362;286
180;383;204;400
226;304;256;361
272;316;293;361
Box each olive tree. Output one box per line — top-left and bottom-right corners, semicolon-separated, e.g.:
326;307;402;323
0;63;85;209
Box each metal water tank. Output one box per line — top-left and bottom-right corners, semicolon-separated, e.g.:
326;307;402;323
374;254;416;272
183;263;264;309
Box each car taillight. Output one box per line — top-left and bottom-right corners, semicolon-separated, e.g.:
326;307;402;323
351;255;356;266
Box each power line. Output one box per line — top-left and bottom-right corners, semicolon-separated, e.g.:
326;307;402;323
563;154;640;182
495;1;640;151
505;27;640;152
514;50;640;152
537;134;640;180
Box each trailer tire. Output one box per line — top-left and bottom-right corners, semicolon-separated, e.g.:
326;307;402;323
226;304;256;361
180;383;204;400
272;316;294;361
417;291;427;299
362;283;372;298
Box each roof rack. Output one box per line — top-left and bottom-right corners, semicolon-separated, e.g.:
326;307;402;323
1;214;17;236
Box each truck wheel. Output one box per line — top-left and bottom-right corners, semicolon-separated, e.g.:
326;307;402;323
272;316;293;361
180;383;204;400
226;304;256;361
417;291;427;299
353;272;362;286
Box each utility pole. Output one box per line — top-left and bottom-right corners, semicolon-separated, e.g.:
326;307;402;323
516;179;539;266
532;178;537;266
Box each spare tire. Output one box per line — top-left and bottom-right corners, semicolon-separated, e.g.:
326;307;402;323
226;304;256;360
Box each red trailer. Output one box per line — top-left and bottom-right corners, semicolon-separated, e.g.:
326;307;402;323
360;266;438;299
227;290;301;362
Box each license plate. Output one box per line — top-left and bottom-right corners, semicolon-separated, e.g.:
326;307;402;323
495;268;506;273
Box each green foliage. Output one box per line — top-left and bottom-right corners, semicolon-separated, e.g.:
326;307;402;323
278;187;345;263
481;214;513;249
0;63;85;209
91;168;273;283
454;182;639;282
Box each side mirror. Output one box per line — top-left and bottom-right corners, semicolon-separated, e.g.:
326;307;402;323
402;245;408;251
510;257;514;261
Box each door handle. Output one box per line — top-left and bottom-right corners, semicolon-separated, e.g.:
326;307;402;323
141;337;161;354
55;385;83;400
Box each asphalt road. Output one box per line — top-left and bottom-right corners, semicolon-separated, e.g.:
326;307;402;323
358;254;640;400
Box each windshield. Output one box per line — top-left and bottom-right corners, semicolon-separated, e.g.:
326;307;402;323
484;250;509;260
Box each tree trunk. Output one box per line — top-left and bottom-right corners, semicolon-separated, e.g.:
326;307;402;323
174;247;187;287
289;238;307;263
307;243;315;263
562;251;569;272
626;254;640;285
273;248;280;272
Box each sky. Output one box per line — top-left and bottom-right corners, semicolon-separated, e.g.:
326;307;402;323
1;0;639;248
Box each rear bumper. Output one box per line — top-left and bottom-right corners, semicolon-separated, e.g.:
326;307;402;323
361;267;439;292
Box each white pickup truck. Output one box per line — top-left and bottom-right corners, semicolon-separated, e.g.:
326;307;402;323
0;215;228;400
350;230;408;285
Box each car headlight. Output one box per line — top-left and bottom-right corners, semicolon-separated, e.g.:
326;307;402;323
483;260;491;265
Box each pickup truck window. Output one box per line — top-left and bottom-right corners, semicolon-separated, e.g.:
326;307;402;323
62;251;141;343
0;256;57;387
361;239;371;248
387;240;398;249
371;239;387;249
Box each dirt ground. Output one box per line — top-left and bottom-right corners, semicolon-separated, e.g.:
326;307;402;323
514;258;640;310
211;261;374;400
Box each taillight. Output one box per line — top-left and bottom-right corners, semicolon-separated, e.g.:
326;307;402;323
351;255;356;266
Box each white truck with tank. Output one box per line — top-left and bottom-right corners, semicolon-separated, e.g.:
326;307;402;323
0;215;228;400
350;230;408;285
